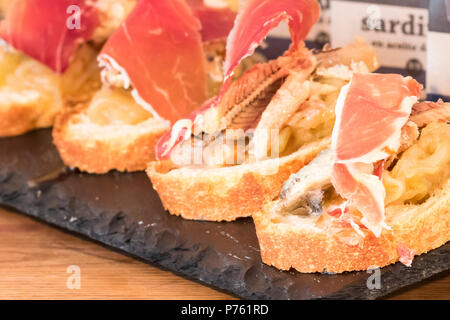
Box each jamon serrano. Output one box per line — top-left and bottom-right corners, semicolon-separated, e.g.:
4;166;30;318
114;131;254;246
98;0;207;123
187;0;236;42
0;0;99;73
331;73;421;236
332;74;421;163
222;0;320;94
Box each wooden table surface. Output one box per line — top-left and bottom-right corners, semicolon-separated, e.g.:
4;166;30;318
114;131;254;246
0;206;448;300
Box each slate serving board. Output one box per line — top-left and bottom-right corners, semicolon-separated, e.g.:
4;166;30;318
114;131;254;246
0;129;449;300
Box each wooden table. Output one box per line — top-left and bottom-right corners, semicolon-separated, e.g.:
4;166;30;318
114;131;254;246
0;206;448;300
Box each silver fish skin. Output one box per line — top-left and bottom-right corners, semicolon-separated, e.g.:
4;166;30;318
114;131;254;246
279;149;333;214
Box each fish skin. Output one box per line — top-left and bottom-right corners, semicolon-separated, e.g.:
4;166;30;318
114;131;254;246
410;101;450;127
279;149;332;213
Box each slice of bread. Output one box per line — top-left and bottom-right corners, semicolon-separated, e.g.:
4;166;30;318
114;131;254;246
253;179;449;273
53;87;169;174
147;137;330;221
253;117;450;273
0;93;61;137
0;45;101;137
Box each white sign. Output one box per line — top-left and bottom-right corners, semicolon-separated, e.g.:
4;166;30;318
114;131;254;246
331;0;428;86
427;0;450;99
306;0;331;48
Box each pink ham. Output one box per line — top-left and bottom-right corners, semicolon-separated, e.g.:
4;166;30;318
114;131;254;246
156;0;321;160
331;162;387;237
186;0;236;42
398;244;415;267
99;0;207;123
331;73;421;237
221;0;320;96
332;74;421;163
0;0;99;73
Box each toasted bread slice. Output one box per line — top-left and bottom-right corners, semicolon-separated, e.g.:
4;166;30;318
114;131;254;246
0;44;101;137
254;117;450;273
147;137;330;221
53;86;169;173
253;180;449;273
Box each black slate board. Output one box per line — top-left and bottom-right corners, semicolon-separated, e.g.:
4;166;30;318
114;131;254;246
0;129;449;300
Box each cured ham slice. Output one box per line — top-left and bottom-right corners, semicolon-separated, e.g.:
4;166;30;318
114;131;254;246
187;0;236;42
331;162;386;237
222;0;320;90
332;74;421;163
0;0;99;73
156;0;321;159
331;73;421;237
99;0;207;123
397;244;414;267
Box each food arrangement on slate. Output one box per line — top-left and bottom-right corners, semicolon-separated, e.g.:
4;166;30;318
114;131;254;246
0;0;448;299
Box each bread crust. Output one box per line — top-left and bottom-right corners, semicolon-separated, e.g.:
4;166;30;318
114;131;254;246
0;44;100;138
0;100;60;137
253;180;450;273
53;103;169;174
147;137;330;221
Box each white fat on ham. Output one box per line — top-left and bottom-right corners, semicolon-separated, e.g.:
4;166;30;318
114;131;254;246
330;82;350;156
331;73;421;237
160;119;193;158
204;0;229;9
98;54;131;90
